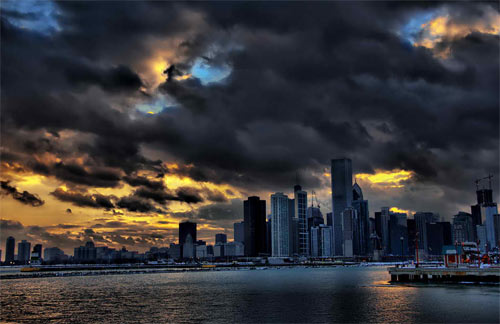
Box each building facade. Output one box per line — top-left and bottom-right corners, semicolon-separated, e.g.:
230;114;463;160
271;192;292;257
294;185;309;256
5;236;15;264
244;196;267;256
331;158;353;256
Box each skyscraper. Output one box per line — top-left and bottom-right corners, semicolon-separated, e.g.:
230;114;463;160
320;225;333;257
342;207;356;257
310;226;320;257
244;196;267;257
233;221;245;243
484;204;499;248
179;221;197;245
379;207;391;254
294;184;308;256
5;236;15;264
288;197;297;255
182;234;194;259
352;182;369;255
179;221;196;258
215;233;227;244
31;244;42;263
476;224;488;252
470;188;493;229
271;192;291;257
407;219;416;256
17;240;31;264
33;244;42;257
426;222;452;256
331;158;353;256
414;212;439;253
452;212;474;243
389;213;408;256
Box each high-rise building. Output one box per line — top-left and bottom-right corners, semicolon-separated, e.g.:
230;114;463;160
31;244;42;263
215;233;227;244
271;192;292;257
310;224;333;257
452;212;475;243
43;247;67;263
379;207;391;254
179;221;197;258
320;225;333;257
310;226;320;257
266;216;272;255
484;204;499;248
389;213;408;256
33;244;42;257
182;234;195;259
407;219;416;256
426;222;452;256
414;212;439;253
352;182;369;256
327;212;334;254
307;206;324;255
5;236;15;264
470;188;493;229
331;158;353;256
244;196;267;257
476;225;488;252
17;240;31;264
342;207;356;257
294;185;308;256
74;241;97;262
288;198;297;255
307;207;324;228
233;221;245;243
179;221;197;245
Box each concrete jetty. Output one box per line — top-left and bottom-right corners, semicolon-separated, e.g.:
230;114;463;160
388;266;500;283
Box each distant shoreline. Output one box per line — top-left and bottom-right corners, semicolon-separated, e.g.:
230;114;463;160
0;263;402;280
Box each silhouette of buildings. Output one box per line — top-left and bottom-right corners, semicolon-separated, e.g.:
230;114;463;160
244;196;267;257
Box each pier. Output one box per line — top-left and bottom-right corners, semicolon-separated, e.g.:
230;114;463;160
388;266;500;283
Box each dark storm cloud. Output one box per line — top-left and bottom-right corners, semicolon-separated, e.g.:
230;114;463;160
0;181;45;207
123;175;165;190
1;1;498;219
116;195;165;214
45;56;143;93
51;188;115;209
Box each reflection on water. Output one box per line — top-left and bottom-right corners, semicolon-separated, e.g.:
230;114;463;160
0;267;498;323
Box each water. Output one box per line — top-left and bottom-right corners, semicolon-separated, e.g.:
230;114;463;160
1;267;498;323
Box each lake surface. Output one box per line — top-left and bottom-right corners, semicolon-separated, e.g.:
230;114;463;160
1;266;498;323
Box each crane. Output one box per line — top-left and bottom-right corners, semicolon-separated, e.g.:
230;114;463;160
310;190;320;210
475;174;493;190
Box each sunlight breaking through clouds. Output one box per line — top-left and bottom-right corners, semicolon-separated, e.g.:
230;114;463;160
356;169;414;189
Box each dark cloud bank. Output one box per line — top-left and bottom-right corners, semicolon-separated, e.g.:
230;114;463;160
1;2;498;221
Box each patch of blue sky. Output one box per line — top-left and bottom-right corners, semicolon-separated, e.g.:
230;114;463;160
191;58;232;85
136;93;176;115
1;0;60;35
400;10;437;45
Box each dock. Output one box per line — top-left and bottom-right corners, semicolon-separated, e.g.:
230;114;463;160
388;266;500;283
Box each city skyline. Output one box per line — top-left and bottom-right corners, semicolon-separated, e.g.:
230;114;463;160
2;166;498;258
1;2;499;255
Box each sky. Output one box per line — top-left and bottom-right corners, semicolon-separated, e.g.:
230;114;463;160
0;1;499;255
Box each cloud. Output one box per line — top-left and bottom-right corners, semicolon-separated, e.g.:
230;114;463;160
0;1;497;228
116;195;165;214
51;188;115;209
0;181;45;207
0;219;25;231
